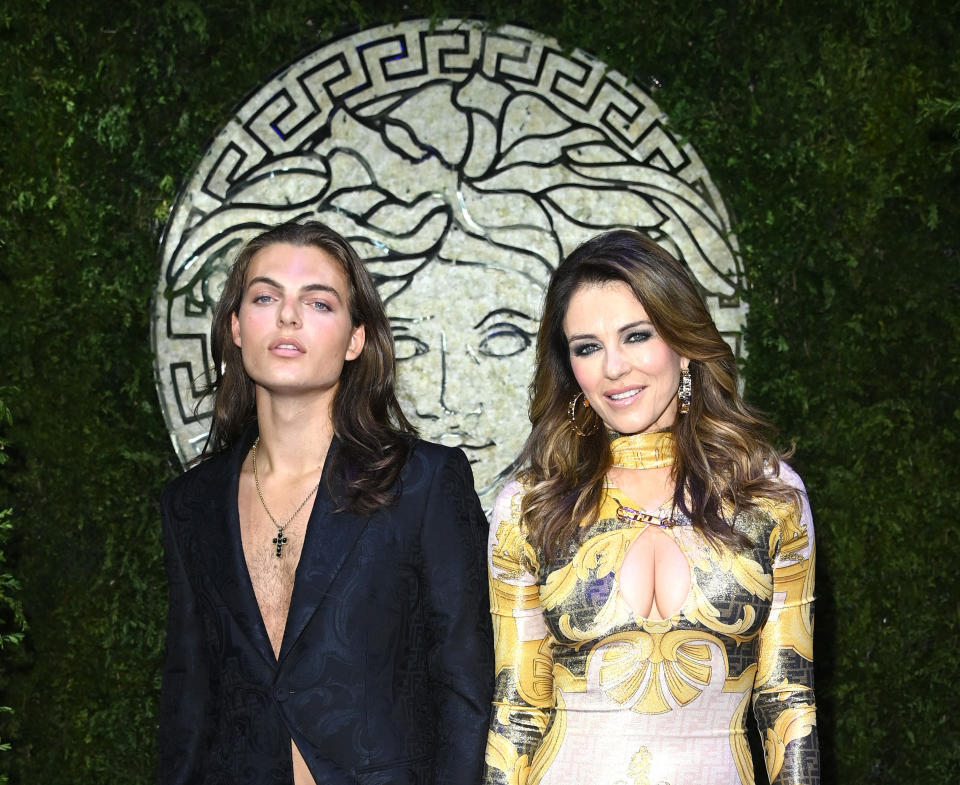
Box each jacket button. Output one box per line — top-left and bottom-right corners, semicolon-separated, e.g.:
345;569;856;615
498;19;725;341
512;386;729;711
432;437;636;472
274;687;289;702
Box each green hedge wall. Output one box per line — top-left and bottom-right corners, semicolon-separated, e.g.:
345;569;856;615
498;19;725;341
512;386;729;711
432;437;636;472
0;390;26;784
1;0;957;782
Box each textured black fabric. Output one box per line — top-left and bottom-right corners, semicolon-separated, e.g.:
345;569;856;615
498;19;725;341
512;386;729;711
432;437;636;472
158;429;493;784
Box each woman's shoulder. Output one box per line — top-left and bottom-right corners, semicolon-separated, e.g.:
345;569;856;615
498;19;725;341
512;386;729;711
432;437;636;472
757;458;815;545
491;476;531;524
488;476;540;578
771;459;808;495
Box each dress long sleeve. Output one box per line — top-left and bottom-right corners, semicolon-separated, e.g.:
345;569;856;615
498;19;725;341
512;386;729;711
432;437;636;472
753;465;820;784
482;480;556;785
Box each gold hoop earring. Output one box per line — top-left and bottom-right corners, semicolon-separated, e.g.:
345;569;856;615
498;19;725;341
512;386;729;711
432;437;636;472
678;367;692;415
568;392;599;436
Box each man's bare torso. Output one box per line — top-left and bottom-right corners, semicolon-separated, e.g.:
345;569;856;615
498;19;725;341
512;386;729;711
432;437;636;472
239;458;320;785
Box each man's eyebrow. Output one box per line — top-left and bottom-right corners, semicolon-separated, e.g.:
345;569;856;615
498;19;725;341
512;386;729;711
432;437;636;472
473;308;536;329
245;275;283;291
300;283;344;302
246;276;343;303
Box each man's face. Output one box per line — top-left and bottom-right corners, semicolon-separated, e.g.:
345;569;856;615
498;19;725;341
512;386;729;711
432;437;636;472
231;243;364;401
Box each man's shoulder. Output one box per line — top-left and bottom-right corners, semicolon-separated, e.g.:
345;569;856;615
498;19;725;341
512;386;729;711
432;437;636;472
408;437;462;463
406;438;473;475
162;449;233;507
391;438;476;498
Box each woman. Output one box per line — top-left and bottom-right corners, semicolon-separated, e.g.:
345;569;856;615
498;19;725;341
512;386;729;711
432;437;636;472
158;220;492;784
483;230;818;785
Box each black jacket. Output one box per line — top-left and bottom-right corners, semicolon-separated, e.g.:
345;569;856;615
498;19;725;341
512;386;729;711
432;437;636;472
158;428;493;784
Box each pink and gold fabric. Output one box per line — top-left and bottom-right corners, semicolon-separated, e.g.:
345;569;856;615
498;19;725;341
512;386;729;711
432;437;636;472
483;431;818;785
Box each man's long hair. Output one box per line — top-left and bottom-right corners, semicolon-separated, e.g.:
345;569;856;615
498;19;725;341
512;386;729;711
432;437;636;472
203;220;416;513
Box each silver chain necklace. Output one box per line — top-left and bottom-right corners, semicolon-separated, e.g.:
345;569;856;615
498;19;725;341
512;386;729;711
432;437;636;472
251;437;319;558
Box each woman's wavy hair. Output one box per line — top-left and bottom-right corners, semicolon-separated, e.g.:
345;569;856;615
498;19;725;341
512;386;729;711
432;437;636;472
521;229;796;559
202;220;416;514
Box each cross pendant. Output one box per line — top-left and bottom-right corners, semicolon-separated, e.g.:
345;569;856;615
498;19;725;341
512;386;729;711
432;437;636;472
273;530;288;558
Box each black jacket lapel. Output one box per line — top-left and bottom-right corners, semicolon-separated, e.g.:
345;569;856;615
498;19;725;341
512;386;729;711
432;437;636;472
278;436;371;663
196;425;277;668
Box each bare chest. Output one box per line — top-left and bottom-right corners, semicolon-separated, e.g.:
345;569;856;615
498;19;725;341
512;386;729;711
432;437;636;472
237;484;309;658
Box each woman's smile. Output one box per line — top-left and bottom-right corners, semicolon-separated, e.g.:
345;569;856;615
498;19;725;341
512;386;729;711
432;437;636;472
564;280;688;435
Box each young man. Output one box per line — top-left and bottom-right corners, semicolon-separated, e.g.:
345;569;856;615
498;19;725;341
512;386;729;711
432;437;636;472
158;221;493;785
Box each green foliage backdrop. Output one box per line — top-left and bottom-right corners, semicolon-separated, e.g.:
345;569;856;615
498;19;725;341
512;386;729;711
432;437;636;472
1;0;957;782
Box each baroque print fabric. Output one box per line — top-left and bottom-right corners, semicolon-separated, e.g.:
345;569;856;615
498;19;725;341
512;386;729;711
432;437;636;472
482;432;818;785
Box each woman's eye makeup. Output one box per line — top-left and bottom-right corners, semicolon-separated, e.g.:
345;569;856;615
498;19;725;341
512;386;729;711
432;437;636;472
626;329;653;343
569;325;656;356
570;341;600;357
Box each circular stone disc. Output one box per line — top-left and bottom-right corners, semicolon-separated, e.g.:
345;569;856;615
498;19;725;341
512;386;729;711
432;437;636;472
153;19;746;509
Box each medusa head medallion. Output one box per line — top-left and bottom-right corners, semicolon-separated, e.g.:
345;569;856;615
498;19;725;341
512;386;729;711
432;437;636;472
153;19;746;510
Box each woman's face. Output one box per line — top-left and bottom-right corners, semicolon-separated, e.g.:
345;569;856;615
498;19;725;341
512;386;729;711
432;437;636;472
387;261;543;500
563;280;688;435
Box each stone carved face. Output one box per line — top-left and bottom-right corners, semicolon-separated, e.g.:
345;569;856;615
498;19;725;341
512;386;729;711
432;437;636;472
387;261;543;497
155;21;746;509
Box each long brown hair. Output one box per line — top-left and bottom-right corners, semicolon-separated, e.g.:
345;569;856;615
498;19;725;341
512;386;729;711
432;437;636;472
521;229;795;559
203;220;416;513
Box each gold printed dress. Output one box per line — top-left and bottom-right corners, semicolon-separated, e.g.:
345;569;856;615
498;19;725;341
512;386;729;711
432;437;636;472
482;432;818;785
